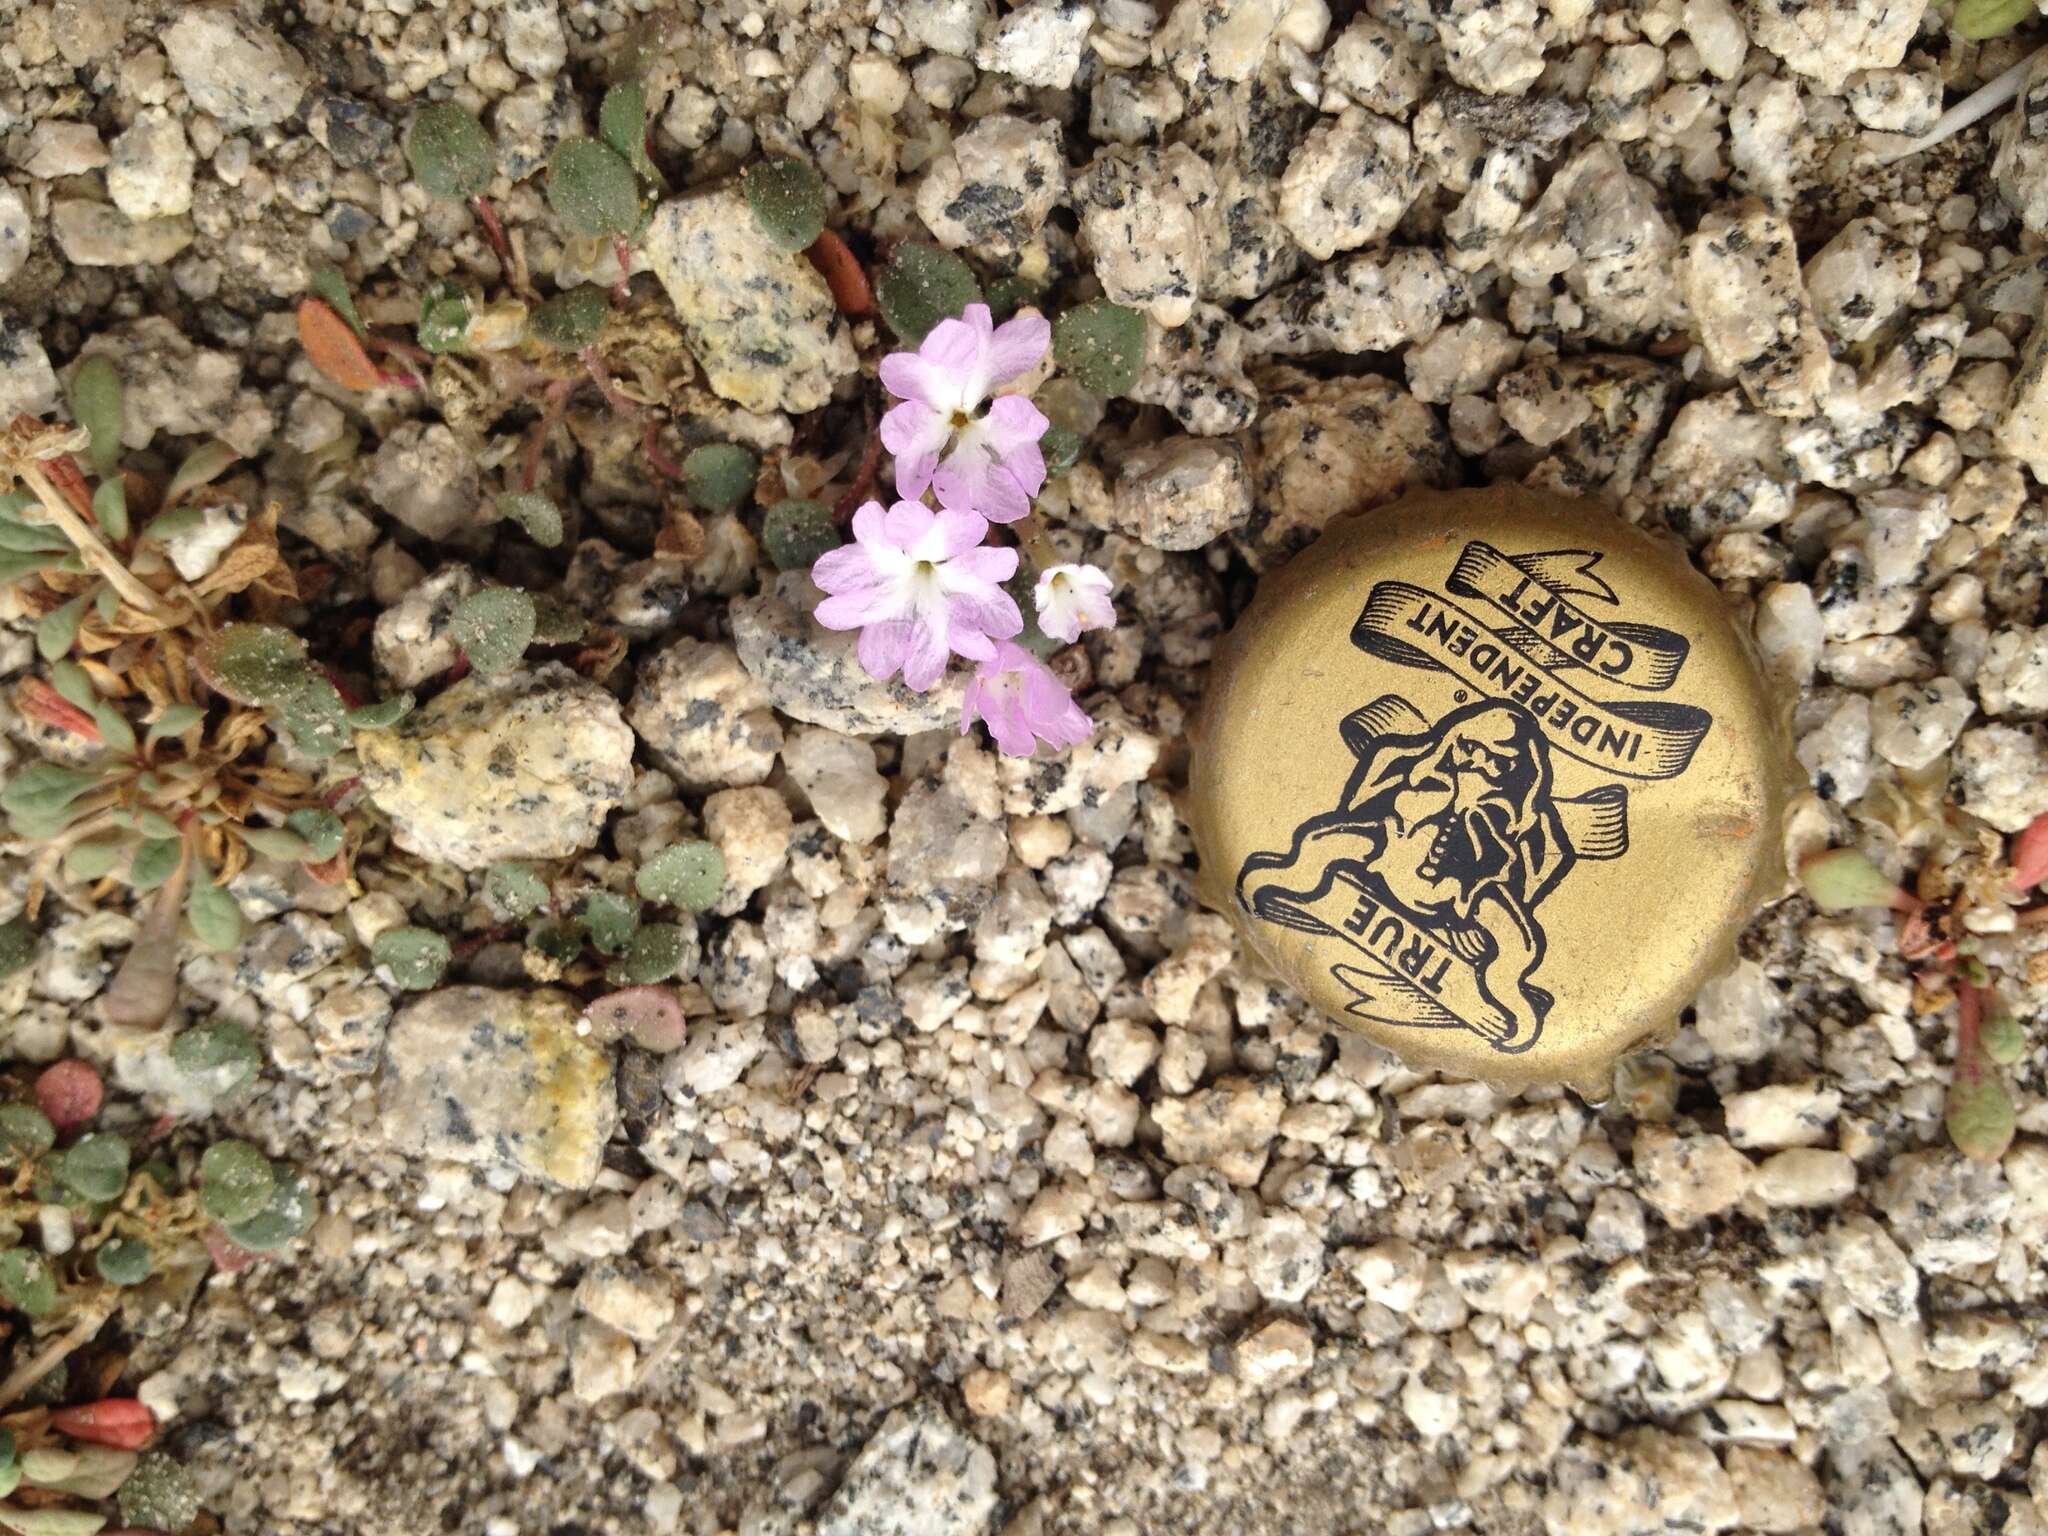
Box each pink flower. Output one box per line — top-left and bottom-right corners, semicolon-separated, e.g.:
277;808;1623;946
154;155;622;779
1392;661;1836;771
879;303;1050;523
812;500;1021;691
1033;563;1116;643
960;641;1094;758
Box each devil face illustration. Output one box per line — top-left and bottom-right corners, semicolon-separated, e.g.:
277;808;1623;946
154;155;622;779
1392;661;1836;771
1238;697;1630;1053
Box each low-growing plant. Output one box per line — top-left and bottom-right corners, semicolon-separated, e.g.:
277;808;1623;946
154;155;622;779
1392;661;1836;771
1798;815;2048;1161
0;1042;304;1529
1;399;407;1029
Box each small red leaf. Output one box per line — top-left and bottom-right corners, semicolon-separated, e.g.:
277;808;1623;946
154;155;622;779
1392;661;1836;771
807;228;872;317
52;1397;155;1450
297;299;385;392
17;678;102;743
205;1225;259;1273
35;1059;102;1132
2011;813;2048;894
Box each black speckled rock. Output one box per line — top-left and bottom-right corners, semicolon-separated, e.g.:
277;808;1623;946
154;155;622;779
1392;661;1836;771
816;1406;996;1536
732;574;965;737
642;189;858;414
357;663;635;870
378;987;616;1189
162;8;311;130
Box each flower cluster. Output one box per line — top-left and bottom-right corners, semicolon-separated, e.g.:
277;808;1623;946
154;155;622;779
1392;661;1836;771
810;305;1115;756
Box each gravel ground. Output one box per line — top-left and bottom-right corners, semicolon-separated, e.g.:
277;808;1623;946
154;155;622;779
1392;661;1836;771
5;2;2048;1535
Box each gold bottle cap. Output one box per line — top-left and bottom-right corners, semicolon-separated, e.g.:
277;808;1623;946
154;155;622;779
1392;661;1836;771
1189;486;1794;1095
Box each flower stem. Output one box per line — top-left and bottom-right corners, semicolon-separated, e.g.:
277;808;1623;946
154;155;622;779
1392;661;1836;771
472;194;515;275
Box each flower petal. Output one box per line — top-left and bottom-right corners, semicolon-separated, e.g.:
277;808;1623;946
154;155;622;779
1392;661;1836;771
947;544;1020;587
987;311;1051;383
922;504;994;560
909;310;994;408
944;584;1023;646
879;401;950;501
879;500;939;551
899;620;952;691
856;619;914;682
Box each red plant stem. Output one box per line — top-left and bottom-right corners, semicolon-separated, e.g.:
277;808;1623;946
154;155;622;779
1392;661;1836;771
581;348;640;418
832;394;882;525
642;419;686;481
1956;976;1985;1084
522;378;575;492
366;334;431;367
321;776;361;810
472;194;515;273
612;235;634;304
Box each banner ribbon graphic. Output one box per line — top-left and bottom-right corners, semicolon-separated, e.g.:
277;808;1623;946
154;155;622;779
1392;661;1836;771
1269;872;1520;1046
1351;582;1712;780
1445;542;1691;693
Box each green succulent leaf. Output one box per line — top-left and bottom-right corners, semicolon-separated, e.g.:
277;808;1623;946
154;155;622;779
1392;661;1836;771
199;1140;277;1224
682;443;757;513
50;1131;129;1203
371;925;452;990
144;702;204;752
62;840;125;883
530;594;587;646
761;499;840;570
223;1167;317;1253
0;553;55;586
0;1249;56;1318
528;285;610;351
450;588;536;675
637;841;726;912
578;891;641;956
35;589;93;663
93;1238;151;1287
876;243;981;346
67;356;124;478
196;623;309;706
0;920;34;982
546;138;642;239
485;861;550;920
1954;0;2033;37
49;662;93;712
1947;1072;2016;1160
276;674;351;760
1053;301;1146;397
1798;848;1905;913
0;512;72;555
239;826;313;862
128;837;182;892
1982;1011;2027;1065
599;80;659;182
744;156;827;252
1;762;107;830
89;701;135;756
407;102;497;201
499;490;564;548
286;807;346;861
162;439;241;508
617;922;689;985
0;1105;55;1165
345;693;414;730
417;278;472;354
1039;423;1083;475
118;1452;200;1532
171;1018;262;1091
186;876;243;952
309;265;366;339
90;476;128;543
